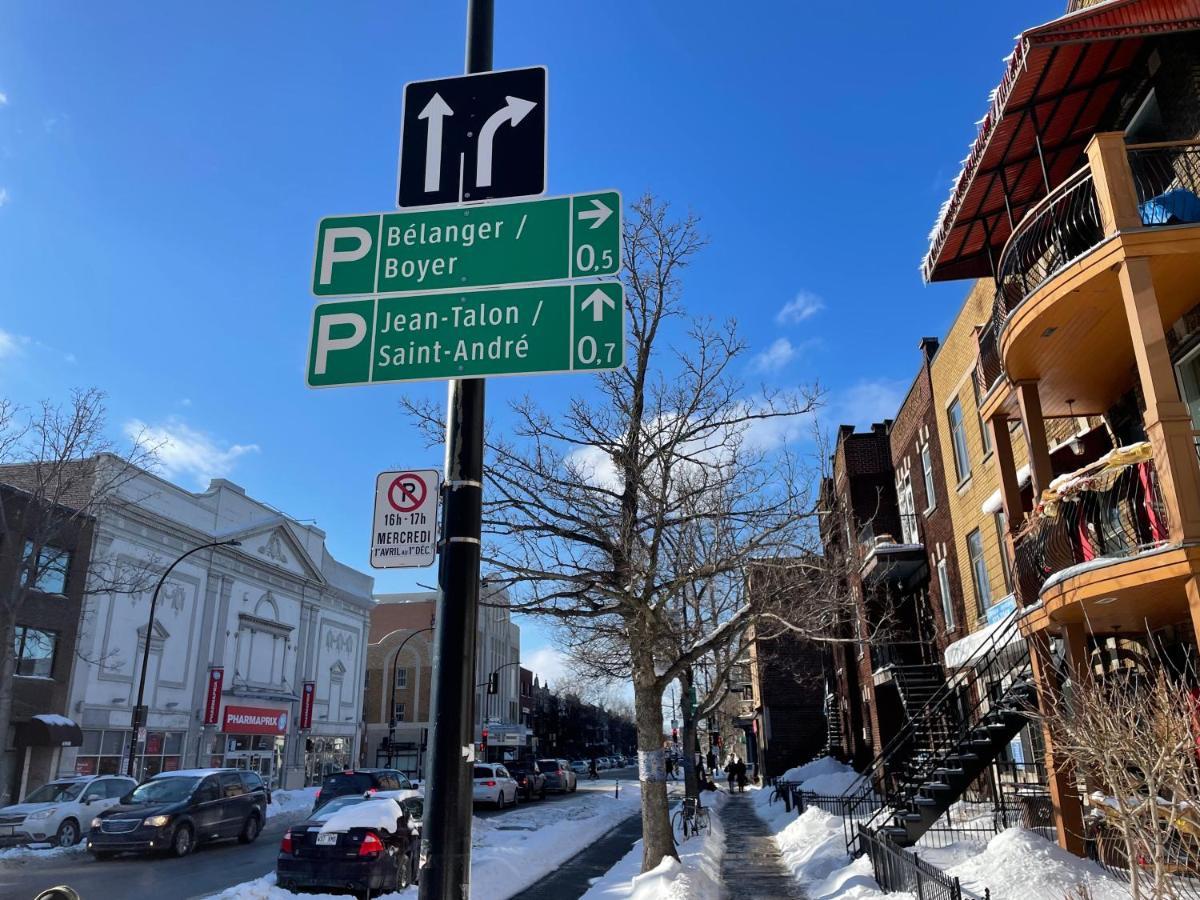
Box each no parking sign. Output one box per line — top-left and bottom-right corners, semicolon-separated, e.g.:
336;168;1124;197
371;469;440;568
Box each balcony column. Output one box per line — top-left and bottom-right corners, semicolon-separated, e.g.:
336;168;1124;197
1027;629;1086;856
1087;131;1200;542
1117;258;1200;543
1015;381;1053;498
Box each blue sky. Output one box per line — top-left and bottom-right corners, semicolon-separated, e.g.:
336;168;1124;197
0;0;1054;686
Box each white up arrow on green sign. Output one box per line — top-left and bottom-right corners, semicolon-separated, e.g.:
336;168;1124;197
307;282;624;387
313;190;620;297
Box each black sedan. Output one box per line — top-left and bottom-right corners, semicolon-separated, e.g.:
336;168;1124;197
276;793;422;895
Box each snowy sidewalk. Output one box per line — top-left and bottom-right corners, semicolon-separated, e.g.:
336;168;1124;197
721;793;806;899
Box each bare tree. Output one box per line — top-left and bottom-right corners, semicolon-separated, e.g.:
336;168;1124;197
404;195;834;871
1041;648;1200;900
0;389;156;803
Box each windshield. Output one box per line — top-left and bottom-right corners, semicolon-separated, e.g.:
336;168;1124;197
321;773;374;795
23;781;85;804
128;777;199;804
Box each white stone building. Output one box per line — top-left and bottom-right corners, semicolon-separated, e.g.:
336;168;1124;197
63;463;373;789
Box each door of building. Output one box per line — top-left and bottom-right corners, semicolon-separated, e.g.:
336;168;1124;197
226;750;275;786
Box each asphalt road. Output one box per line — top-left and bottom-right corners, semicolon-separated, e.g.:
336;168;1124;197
0;767;641;900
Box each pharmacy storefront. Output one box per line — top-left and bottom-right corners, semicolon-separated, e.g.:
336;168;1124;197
205;704;290;788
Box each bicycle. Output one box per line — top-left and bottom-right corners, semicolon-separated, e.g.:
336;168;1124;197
671;797;711;842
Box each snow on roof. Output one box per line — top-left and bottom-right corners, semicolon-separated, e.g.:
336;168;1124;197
944;611;1022;669
981;465;1031;515
32;714;78;727
317;798;404;834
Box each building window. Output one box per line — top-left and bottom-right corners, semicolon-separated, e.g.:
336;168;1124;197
394;703;406;723
75;729;185;778
966;529;992;616
395;667;408;689
936;559;955;631
994;511;1013;592
898;471;918;543
14;626;57;677
973;379;992;456
920;443;937;512
22;542;71;595
948;400;970;482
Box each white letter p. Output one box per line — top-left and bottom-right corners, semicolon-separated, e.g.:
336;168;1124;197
319;226;373;285
315;312;367;375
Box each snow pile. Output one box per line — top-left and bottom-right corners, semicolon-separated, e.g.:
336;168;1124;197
945;828;1128;900
266;786;318;821
206;872;414;900
0;841;88;865
751;784;892;899
780;757;865;797
582;790;729;900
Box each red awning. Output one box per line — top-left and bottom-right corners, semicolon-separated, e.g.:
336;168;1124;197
922;0;1200;283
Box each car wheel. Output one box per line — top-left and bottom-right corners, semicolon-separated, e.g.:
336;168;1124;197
237;813;261;844
395;851;412;890
170;823;194;858
55;818;81;847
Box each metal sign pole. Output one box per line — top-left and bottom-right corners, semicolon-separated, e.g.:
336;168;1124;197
418;3;491;895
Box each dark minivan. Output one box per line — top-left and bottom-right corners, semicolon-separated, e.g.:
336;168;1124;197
87;768;268;859
313;769;411;812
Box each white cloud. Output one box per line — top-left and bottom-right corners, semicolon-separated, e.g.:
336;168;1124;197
124;417;259;488
524;646;568;688
0;328;19;359
0;188;9;207
0;92;7;106
775;291;824;325
565;444;621;491
751;337;797;374
831;379;908;430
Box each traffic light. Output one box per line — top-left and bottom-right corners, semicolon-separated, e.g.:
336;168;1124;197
488;672;500;695
481;728;488;752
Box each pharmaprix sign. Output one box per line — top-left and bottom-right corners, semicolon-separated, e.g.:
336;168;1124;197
222;705;289;735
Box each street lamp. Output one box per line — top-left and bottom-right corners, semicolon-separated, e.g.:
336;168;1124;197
388;626;435;753
127;538;242;778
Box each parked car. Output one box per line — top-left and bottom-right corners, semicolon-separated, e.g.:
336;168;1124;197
508;760;547;801
569;760;588;776
87;768;268;859
472;763;518;809
538;759;577;794
0;774;137;848
277;793;422;894
313;768;411;812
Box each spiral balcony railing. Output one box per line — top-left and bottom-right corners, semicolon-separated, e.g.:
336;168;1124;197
1128;142;1200;224
1011;445;1170;607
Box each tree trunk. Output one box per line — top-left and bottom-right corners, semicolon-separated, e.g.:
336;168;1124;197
0;605;18;806
680;670;700;802
631;644;677;872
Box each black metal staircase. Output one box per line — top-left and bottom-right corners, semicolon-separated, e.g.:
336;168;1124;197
863;611;1036;848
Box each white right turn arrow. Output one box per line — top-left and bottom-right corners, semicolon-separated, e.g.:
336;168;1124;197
475;96;538;189
577;198;613;229
417;93;454;194
581;288;615;322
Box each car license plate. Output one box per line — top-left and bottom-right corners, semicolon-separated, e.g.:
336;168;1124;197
316;833;339;846
0;827;13;836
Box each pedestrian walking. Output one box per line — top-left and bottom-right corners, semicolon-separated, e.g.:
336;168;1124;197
724;755;738;792
588;757;599;780
734;758;748;793
706;749;716;773
666;755;676;781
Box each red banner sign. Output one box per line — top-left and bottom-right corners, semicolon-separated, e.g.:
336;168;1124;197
204;668;224;725
299;682;316;730
223;705;289;735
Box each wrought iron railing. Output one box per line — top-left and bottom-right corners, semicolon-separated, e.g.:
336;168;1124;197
975;315;1003;398
1088;813;1200;899
1012;451;1170;606
995;166;1104;325
858;825;979;900
1128;141;1200;227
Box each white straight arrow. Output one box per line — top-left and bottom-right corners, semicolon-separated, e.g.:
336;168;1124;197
577;198;613;230
418;93;453;193
581;288;615;322
475;96;537;189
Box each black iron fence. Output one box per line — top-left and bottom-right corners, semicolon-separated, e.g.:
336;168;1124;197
1128;141;1200;226
1012;451;1169;607
1087;817;1200;900
975;315;1003;398
995;166;1103;324
858;825;980;900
